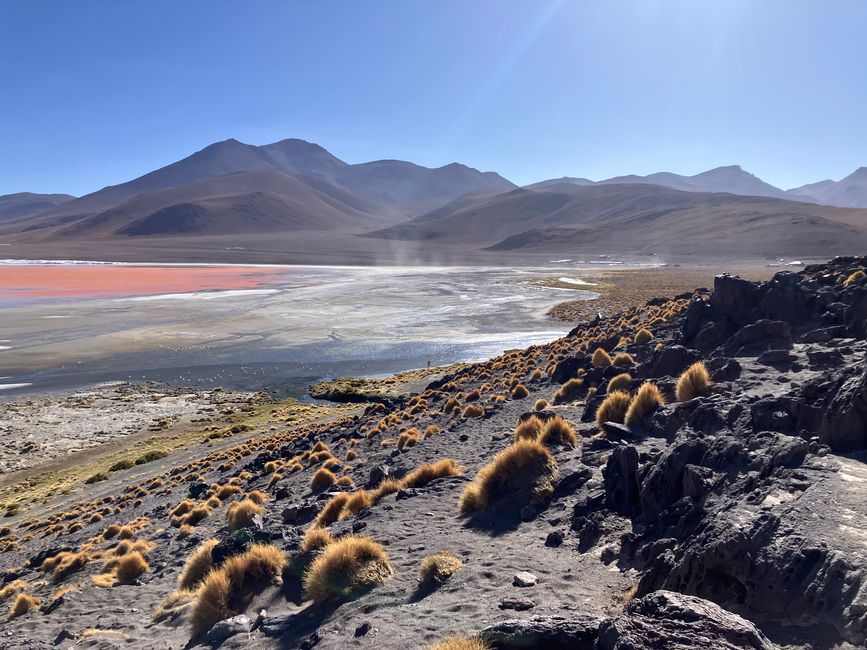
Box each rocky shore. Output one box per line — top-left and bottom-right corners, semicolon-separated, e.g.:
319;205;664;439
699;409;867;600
1;257;866;649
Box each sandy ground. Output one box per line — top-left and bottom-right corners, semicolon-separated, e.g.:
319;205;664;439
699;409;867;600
0;383;256;475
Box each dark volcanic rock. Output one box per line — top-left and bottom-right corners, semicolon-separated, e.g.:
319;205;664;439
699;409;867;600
818;357;867;451
480;612;601;649
597;590;774;650
603;445;640;515
710;274;761;324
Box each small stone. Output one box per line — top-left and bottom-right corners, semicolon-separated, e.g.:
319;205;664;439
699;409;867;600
354;622;371;637
499;597;536;611
545;530;564;547
513;571;538;587
206;614;252;643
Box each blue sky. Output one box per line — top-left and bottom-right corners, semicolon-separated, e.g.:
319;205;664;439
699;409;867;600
1;0;866;196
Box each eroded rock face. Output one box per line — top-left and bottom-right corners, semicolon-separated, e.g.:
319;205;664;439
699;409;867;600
597;591;775;650
818;357;867;451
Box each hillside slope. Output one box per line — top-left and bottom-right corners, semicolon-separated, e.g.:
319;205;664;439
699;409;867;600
368;183;867;258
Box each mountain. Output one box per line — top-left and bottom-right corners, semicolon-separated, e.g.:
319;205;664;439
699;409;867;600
4;139;515;238
36;170;393;240
367;183;867;258
525;176;594;190
0;192;75;221
788;167;867;208
527;165;791;200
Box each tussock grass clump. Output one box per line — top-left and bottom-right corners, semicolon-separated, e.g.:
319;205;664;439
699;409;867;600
534;398;548;411
153;588;196;623
303;535;393;603
596;391;631;428
462;404;485;418
419;551;462;585
225;499;263;530
339;491;374;520
625;382;665;425
190;544;286;636
8;592;39;619
511;384;529;399
607;373;632;394
428;634;492;650
301;526;334;552
514;415;545;442
400;459;462;489
178;539;218;590
844;269;866;287
613;352;634;366
592;348;612;368
310;468;336;492
315;493;351;528
397;430;420;450
0;580;28;602
459;440;557;515
114;551;149;584
675;362;711;402
552;378;584;405
539;415;577;447
635;328;654;344
215;484;242;500
372;478;402;501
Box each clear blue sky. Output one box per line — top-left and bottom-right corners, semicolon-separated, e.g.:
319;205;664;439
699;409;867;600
2;0;866;196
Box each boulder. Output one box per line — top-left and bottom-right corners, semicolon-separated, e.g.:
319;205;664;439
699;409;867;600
818;359;867;451
710;274;761;324
206;614;252;643
603;445;640;515
480;612;601;649
597;590;774;649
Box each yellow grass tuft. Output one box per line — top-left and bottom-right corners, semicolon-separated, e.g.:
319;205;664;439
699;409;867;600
114;551;149;584
225;499;263;530
401;459;462;489
310;468;336;492
428;634;492;650
552;377;584;405
459;440;557;515
596;390;631;428
419;551;463;585
462;404;485;418
190;544;286;636
511;384;529;399
8;592;39;619
624;382;665;425
675;362;711;402
635;328;654;344
339;491;374;520
178;539;219;590
302;535;393;603
539;414;577;447
607;373;632;394
592;348;612;368
534;398;548;411
301;526;334;552
514;415;545;441
844;269;865;287
613;352;635;366
314;493;351;528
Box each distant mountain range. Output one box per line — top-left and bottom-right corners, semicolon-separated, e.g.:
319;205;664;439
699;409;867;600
3;138;867;261
527;165;867;207
366;183;867;258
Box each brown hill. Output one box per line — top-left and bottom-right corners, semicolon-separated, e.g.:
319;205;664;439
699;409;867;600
367;183;867;258
0;192;75;221
19;170;396;240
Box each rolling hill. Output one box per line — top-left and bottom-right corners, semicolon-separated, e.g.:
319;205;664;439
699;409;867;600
0;192;75;221
367;183;867;258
